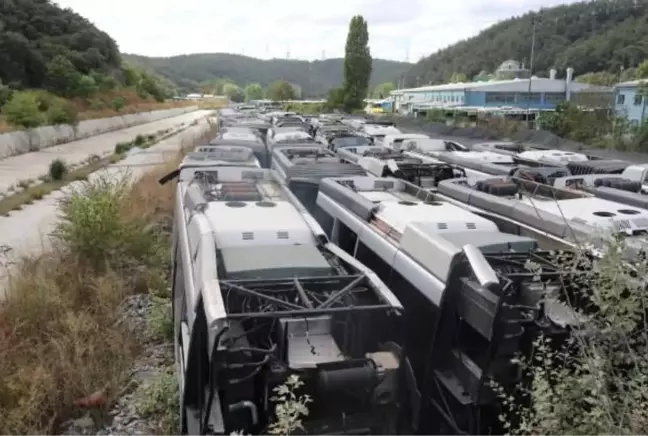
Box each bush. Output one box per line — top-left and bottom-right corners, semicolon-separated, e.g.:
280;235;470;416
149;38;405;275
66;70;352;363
112;96;126;112
45;98;78;126
134;134;146;146
1;91;45;129
54;176;167;272
49;158;68;181
114;141;132;154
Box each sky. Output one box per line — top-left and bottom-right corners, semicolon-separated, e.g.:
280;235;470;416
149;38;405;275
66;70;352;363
54;0;579;62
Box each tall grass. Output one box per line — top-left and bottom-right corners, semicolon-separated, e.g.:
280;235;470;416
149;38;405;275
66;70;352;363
0;120;217;434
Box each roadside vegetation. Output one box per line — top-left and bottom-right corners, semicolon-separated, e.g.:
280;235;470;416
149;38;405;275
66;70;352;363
0;120;217;434
493;239;648;434
0;127;180;216
0;0;192;134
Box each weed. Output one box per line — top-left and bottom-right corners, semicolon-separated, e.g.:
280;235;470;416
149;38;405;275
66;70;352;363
0;118;217;433
17;179;31;189
134;134;145;146
54;175;167;273
135;366;179;435
49;158;68;181
268;375;312;435
29;186;49;200
147;296;173;342
114;141;132;154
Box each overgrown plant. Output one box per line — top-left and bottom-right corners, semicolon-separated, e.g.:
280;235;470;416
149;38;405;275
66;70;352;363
49;158;68;181
496;239;648;435
135;366;180;435
268;375;312;435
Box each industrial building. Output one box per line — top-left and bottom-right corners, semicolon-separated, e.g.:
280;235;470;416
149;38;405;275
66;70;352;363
614;80;647;125
390;68;612;116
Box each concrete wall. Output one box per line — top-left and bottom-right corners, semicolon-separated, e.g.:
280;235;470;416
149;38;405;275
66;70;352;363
0;106;198;159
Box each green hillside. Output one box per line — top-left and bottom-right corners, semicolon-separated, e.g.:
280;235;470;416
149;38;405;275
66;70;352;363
0;0;122;89
123;53;412;97
403;0;648;86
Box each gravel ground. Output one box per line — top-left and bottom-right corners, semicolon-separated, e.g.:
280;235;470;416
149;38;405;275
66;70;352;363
61;293;175;436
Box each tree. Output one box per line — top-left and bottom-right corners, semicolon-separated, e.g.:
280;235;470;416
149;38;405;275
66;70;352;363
372;82;395;99
636;59;648;79
244;83;265;101
266;80;297;101
342;15;372;112
0;81;12;107
45;55;82;98
575;71;618;86
449;72;468;83
324;87;345;110
74;75;99;98
121;64;140;87
473;70;494;82
90;71;117;92
136;73;168;102
223;83;245;102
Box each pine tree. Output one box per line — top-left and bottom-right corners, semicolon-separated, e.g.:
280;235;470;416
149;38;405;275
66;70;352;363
342;15;372;112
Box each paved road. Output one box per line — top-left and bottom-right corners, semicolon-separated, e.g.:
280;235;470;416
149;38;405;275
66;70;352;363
0;115;215;299
0;110;212;195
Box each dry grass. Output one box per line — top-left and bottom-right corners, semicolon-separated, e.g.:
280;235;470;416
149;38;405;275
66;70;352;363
0;119;217;434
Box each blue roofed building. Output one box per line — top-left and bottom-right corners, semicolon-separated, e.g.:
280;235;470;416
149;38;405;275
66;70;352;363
614;80;647;126
390;68;612;117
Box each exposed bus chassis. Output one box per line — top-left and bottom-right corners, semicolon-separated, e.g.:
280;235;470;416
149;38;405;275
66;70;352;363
423;249;579;435
185;274;407;435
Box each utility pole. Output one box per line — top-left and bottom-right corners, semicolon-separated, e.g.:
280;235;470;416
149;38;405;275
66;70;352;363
526;17;537;129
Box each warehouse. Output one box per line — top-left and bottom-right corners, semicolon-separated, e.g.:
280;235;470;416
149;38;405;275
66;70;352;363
390;68;612;116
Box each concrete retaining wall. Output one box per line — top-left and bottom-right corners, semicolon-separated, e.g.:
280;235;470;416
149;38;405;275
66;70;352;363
0;106;199;159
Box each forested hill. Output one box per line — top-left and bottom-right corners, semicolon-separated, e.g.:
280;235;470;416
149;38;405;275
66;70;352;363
403;0;648;86
0;0;122;89
123;53;413;96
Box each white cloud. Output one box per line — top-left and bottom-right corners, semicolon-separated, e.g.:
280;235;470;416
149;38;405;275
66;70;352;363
53;0;579;61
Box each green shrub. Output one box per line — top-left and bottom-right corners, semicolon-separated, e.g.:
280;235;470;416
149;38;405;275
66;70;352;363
1;91;45;129
114;141;132;154
112;96;126;112
46;98;78;125
147;296;173;342
54;176;166;272
134;134;145;146
48;158;68;181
